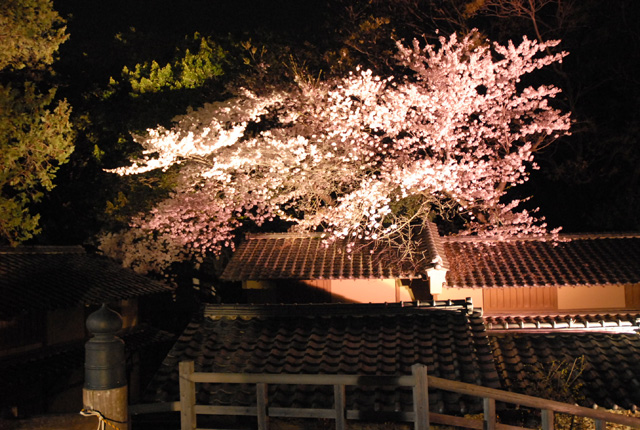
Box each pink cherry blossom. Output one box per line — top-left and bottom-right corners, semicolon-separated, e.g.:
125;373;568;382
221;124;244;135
102;30;570;273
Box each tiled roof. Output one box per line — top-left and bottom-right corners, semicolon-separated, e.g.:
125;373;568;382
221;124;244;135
145;302;500;415
0;246;174;319
220;223;447;281
490;332;640;410
222;227;640;289
485;312;640;332
444;233;640;288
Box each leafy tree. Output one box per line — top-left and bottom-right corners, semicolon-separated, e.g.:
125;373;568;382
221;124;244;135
102;31;570;274
76;34;230;235
0;0;68;71
120;34;226;95
0;0;73;245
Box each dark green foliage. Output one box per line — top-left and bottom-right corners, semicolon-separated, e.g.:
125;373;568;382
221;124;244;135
0;0;73;245
120;34;226;95
0;0;68;71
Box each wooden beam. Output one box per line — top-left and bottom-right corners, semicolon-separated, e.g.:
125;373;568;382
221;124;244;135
195;405;257;416
130;401;180;414
334;385;346;430
83;386;128;430
412;364;429;430
191;372;415;386
256;382;268;430
427;375;640;427
179;361;196;430
268;407;336;419
541;409;554;430
484;397;496;430
173;363;640;429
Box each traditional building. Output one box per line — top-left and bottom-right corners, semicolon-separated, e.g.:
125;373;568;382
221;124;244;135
220;223;447;304
0;246;175;417
221;227;640;315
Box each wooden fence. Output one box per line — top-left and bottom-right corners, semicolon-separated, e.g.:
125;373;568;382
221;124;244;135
133;361;640;430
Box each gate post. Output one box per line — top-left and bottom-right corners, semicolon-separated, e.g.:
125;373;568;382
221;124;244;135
83;303;128;430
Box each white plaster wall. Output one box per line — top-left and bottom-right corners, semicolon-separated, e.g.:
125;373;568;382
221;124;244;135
330;279;410;303
245;278;414;303
557;285;626;310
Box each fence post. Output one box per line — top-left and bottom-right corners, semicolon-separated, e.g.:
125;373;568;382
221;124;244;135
83;304;128;430
483;397;496;430
334;384;346;430
541;409;554;430
179;361;196;430
257;382;269;430
412;364;429;430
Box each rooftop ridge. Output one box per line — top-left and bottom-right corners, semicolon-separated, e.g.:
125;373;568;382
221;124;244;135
485;312;640;332
444;231;640;243
0;245;86;254
203;299;474;318
423;222;449;269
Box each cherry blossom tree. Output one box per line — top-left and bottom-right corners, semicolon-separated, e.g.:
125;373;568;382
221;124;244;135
102;30;570;273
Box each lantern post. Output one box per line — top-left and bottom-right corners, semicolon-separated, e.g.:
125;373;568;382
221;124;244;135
83;303;128;429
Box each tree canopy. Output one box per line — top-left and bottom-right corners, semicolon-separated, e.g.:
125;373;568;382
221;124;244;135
4;0;636;280
102;31;570;273
0;0;73;245
0;0;68;71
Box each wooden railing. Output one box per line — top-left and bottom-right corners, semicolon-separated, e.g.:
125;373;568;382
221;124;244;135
134;361;640;430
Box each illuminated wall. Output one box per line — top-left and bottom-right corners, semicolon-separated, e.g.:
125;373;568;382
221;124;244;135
244;278;413;303
322;279;412;303
557;285;625;309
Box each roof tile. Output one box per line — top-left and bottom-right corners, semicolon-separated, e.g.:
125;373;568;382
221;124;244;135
146;302;500;415
221;223;446;281
445;233;640;288
0;246;173;318
490;331;640;410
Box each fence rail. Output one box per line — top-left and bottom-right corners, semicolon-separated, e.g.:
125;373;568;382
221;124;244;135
134;361;640;430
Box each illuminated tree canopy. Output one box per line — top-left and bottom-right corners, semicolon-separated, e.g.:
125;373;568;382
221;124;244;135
102;31;570;273
0;0;68;71
0;0;73;245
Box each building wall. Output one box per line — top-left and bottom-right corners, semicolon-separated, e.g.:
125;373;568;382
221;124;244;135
46;307;85;345
116;298;139;330
244;278;637;311
557;285;626;310
0;312;44;358
625;284;640;308
322;279;412;303
244;278;412;304
439;285;629;313
483;287;558;312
